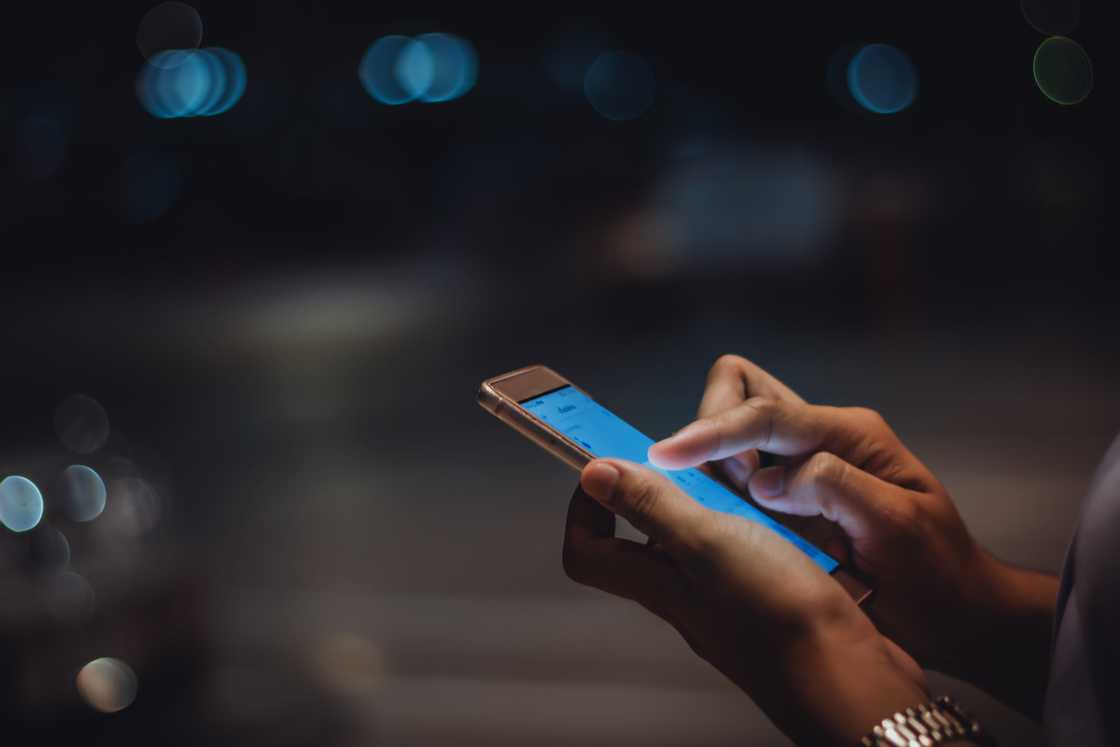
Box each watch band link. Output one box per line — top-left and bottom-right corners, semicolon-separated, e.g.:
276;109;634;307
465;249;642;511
860;695;995;747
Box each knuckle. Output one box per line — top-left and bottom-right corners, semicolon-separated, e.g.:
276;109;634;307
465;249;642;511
871;489;926;542
712;353;746;371
743;394;776;411
807;451;847;489
894;494;931;536
709;354;746;380
742;395;779;423
741;396;778;445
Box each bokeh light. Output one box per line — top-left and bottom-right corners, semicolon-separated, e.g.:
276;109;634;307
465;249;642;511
137;47;247;119
846;44;917;114
359;36;414;105
1021;0;1080;35
359;33;477;106
413;33;477;103
117;152;182;223
140;50;209;117
59;464;107;522
76;657;138;713
0;475;45;533
54;394;110;454
1033;36;1092;105
136;2;203;66
395;39;436;100
29;525;70;571
200;47;247;115
14;116;67;181
584;51;656;121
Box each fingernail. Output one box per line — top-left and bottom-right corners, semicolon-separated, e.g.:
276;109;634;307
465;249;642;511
582;461;621;503
752;466;785;498
650;421;715;468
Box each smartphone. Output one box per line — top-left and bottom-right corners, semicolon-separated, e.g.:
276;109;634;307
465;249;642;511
478;364;872;605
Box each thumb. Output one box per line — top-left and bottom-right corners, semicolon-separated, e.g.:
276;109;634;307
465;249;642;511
580;459;718;560
747;451;907;544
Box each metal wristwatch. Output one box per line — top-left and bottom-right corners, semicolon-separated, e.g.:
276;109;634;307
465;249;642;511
859;695;996;747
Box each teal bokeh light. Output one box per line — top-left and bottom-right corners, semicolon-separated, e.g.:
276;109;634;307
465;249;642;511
137;47;246;119
415;33;477;102
1;475;45;533
145;50;210;117
359;33;477;106
847;44;917;115
359;36;415;105
200;48;247;115
395;39;436;100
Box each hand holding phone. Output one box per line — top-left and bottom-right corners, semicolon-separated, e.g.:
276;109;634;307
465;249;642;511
566;455;930;746
478;364;933;745
478;364;870;602
479;359;1051;736
650;354;1058;719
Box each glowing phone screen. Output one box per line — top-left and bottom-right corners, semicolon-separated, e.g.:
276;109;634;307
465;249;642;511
521;386;838;573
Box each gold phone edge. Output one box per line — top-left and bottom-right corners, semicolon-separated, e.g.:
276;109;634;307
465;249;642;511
477;366;593;472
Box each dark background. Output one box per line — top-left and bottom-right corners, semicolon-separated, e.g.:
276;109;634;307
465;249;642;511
1;2;1113;744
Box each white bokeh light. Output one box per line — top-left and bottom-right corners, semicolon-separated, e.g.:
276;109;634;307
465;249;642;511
59;464;108;522
77;658;139;713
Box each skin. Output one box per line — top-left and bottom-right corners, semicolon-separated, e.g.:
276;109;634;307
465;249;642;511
648;355;1058;717
567;461;931;746
563;354;1058;743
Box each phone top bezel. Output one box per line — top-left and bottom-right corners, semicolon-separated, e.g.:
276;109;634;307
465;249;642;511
479;365;595;470
482;365;588;404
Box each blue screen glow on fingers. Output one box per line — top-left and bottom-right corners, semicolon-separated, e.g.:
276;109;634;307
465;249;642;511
521;387;839;573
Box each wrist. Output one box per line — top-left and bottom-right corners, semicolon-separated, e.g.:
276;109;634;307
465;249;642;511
774;622;930;746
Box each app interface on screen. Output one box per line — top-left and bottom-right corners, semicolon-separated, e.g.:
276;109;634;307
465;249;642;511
522;385;838;573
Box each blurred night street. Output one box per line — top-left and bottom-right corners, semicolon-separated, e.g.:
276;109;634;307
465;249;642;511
1;2;1112;744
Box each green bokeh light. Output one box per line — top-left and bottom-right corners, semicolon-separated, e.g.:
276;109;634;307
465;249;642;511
1033;36;1092;105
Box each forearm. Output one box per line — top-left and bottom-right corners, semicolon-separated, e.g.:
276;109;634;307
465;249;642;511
946;552;1059;719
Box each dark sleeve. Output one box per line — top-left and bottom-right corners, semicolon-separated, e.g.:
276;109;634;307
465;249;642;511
1075;436;1120;733
1044;434;1120;745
